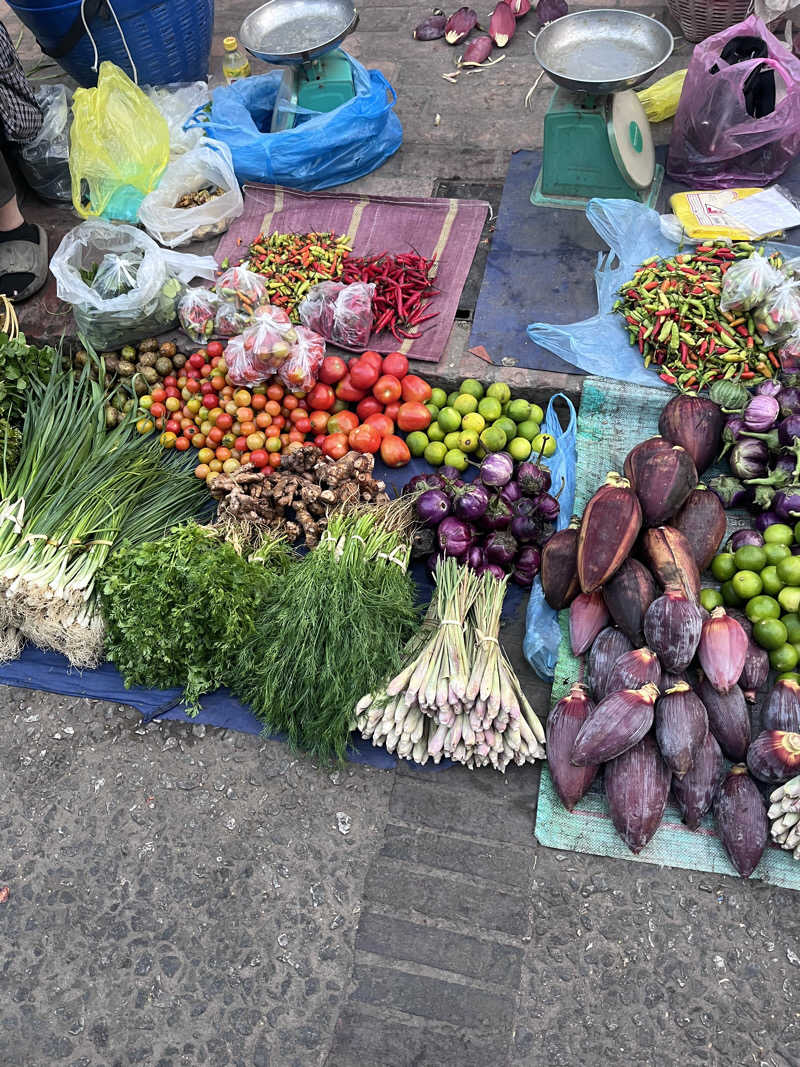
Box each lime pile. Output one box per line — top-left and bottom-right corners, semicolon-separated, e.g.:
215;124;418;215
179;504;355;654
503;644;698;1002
709;523;800;677
405;378;557;471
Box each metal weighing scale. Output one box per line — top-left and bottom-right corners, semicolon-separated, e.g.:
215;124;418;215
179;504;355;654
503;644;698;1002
531;9;674;210
240;0;359;133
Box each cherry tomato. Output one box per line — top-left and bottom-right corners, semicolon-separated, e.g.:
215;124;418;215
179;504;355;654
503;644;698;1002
163;375;177;388
322;432;349;460
384;401;401;423
200;364;212;378
360;350;383;370
251;393;267;411
265;400;281;417
195;463;210;480
200;381;216;395
211;375;226;392
348;424;382;454
380;433;411;468
150;402;165;419
396;401;432;432
364;413;394;438
269;453;282;468
233;389;252;407
288;429;305;444
319;355;348;385
265;436;282;453
356;395;383;421
266;383;284;402
295;416;312;434
240;421;256;436
307;383;336;411
314;433;327;447
255;412;272;429
159;431;177;449
289;408;307;425
349;359;380;391
373;374;403;405
185;378;201;394
175;436;191;451
310;410;330;434
189;353;205;370
401;374;433;404
382;352;409;379
151;387;166;404
335;374;366;403
165;418;181;434
250;449;269;468
283;394;299;411
207;341;223;359
207;426;224;445
216;412;233;431
327;410;359;435
202;394;218;410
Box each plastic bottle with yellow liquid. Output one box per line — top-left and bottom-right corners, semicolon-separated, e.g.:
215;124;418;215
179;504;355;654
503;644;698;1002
222;36;251;84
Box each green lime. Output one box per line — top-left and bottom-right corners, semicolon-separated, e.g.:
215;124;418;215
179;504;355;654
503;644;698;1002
508;437;532;461
754;616;788;651
480;425;507;452
778;672;800;683
405;431;428;457
764;542;792;565
764;523;795;546
461;411;486;434
734;545;767;572
494;417;517;442
794;519;800;543
760;565;785;596
444;448;468;472
784;613;800;644
771;643;799;672
438;406;462;433
423;441;447;466
711;553;737;582
458;429;479;453
721;580;743;607
746;593;781;621
425;402;440;421
731;570;762;600
447;390;460;408
529;403;545;425
427;422;446;443
486;382;511;404
777;555;800;586
478;396;502;422
474;445;486;460
453;393;478;416
444;431;462;451
779;586;800;614
459;378;484;400
507;398;531;423
700;588;724;612
516;419;541;442
430;387;447;409
532;432;557;458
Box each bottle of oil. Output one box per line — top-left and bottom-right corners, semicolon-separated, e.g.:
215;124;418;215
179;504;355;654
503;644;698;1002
222;36;251;84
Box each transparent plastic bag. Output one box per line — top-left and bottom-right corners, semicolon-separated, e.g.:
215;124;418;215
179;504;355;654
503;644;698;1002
278;326;326;391
215;300;251;338
779;328;800;371
90;251;143;298
226;317;297;385
720;252;784;311
178;287;220;342
18;84;72;202
252;303;298;343
753;278;800;341
70;62;170;223
145;82;210;157
216;266;267;311
138;140;243;248
298;280;375;350
50;219;217;350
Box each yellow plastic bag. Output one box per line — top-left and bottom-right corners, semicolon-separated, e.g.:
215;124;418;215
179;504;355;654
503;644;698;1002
636;69;687;123
70;62;170;223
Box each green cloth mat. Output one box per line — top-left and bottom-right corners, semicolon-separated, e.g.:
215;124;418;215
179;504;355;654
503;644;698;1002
535;376;800;890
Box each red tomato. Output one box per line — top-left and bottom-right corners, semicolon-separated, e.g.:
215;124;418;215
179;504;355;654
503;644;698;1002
269;453;282;468
364;413;394;438
307;383;336;411
185;379;201;395
380;433;411;468
349;424;381;454
356;395;383;421
360;350;383;370
188;353;205;370
335;373;367;403
266;383;284;402
322;432;349;460
396;401;432;432
151;387;167;404
200;364;213;378
382;352;409;379
283;395;299;411
318;356;348;385
202;394;218;410
349;359;380;391
216;412;233;431
207;426;224;445
200;381;216;395
401;374;433;403
165;419;181;435
165;386;181;399
373;374;403;405
327;410;359;435
175;436;191;452
314;434;327;447
295;416;312;434
207;341;223;359
163;375;177;388
235;435;248;451
384;401;401;423
309;409;330;434
289;408;307;425
250;449;269;468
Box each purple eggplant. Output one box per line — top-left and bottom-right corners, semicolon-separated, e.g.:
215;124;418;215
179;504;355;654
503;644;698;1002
484;563;505;580
485;530;518;567
536;492;560;522
773;487;800;522
438;465;463;482
755;510;782;531
510;513;539;543
499;480;522;506
416;489;451;526
437;516;473;557
517;461;551;497
744;394;779;432
726;529;764;552
482;495;512;531
453;482;489;522
466;545;487;571
779;415;800;447
480;452;514;488
720;415;747;457
404;473;446;494
708;476;754;509
512;545;541;586
730;438;769;481
757;381;783;399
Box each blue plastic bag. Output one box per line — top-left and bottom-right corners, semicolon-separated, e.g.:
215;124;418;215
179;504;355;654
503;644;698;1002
195;56;402;191
527;197;800;386
523;393;577;682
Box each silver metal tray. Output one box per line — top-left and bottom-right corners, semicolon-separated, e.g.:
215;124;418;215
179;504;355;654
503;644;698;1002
534;9;673;94
240;0;359;64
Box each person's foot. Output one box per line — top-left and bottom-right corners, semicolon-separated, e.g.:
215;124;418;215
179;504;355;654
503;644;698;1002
0;221;47;300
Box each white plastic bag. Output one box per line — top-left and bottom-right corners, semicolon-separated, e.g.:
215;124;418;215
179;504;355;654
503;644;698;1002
50;219;217;349
145;81;210;157
18;84;72;202
138;140;243;248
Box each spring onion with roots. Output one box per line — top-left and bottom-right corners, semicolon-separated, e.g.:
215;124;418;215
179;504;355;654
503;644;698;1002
234;500;419;762
356;559;546;770
0;360;206;666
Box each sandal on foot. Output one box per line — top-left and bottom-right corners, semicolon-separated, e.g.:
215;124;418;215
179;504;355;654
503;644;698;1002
0;224;48;302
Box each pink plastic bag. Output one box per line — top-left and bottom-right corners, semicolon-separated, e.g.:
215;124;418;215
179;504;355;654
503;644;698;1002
667;16;800;188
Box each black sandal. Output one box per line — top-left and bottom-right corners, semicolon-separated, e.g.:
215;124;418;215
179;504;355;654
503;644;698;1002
0;223;48;301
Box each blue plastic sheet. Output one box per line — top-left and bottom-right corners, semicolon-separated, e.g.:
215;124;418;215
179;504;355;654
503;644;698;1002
523;394;577;681
196;55;402;190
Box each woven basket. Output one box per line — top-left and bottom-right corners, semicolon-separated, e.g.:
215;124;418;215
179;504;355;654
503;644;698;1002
666;0;754;43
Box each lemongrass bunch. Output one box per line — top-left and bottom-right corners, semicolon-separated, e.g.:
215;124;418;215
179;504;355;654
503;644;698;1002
769;775;800;857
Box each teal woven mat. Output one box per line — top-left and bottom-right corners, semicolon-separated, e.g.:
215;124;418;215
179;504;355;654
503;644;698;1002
535;376;800;890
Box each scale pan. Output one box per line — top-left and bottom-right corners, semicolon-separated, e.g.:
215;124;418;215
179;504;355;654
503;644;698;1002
241;0;359;64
